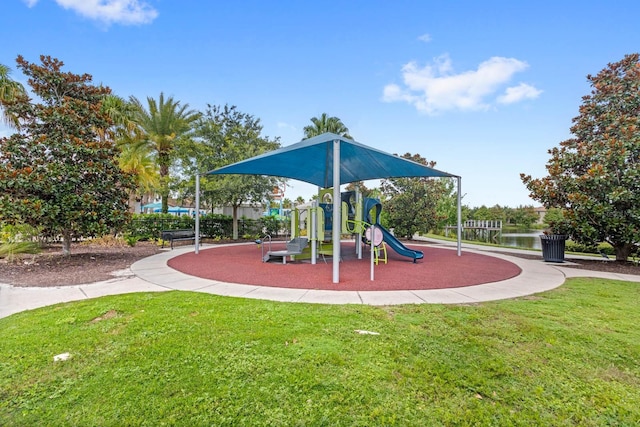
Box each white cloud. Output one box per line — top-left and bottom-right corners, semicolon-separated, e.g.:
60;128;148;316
24;0;158;25
417;33;432;43
383;54;540;114
497;83;542;104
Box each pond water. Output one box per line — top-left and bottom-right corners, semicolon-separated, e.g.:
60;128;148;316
500;231;542;250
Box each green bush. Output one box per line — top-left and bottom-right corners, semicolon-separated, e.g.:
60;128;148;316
565;240;614;255
0;223;41;260
1;223;41;243
259;215;280;236
0;241;41;260
123;234;140;247
240;217;262;239
122;213;289;241
123;214;196;241
199;214;233;238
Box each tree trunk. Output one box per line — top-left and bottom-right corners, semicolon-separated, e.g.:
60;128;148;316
128;192;139;214
232;204;239;240
159;153;170;214
161;193;169;214
62;230;72;256
614;242;633;262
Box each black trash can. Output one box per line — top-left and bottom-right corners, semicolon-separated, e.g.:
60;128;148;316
540;234;567;263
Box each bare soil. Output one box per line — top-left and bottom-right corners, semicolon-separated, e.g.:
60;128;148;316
0;242;638;288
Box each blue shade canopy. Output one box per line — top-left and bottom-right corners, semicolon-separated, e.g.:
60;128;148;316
141;202;162;209
206;133;457;186
155;206;190;214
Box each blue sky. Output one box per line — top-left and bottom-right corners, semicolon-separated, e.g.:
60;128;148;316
3;0;640;208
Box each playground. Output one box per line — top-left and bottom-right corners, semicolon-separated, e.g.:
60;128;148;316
167;242;521;291
171;189;521;291
201;133;463;284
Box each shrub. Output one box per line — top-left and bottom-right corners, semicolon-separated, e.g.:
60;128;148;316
123;213;196;241
122;213;289;241
82;235;129;247
0;223;41;260
123;234;140;247
565;241;614;256
0;241;41;260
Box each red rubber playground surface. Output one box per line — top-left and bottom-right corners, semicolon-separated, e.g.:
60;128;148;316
167;242;522;292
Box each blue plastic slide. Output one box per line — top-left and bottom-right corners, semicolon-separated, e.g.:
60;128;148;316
378;225;424;263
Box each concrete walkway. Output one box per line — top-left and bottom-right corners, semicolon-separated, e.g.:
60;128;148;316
2;241;640;319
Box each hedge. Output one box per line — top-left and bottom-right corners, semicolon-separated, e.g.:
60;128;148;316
123;213;289;241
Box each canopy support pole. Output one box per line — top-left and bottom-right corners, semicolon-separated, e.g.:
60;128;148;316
195;173;200;255
456;176;462;256
356;189;362;260
332;140;340;283
311;201;317;265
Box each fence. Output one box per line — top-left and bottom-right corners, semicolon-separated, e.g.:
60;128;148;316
445;220;503;243
124;215;288;240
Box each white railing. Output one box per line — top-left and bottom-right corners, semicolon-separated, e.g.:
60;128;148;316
463;220;502;229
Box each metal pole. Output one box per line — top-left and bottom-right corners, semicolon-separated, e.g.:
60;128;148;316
356;189;362;259
311;201;317;265
457;176;462;256
332;139;340;283
195;173;200;255
370;225;375;281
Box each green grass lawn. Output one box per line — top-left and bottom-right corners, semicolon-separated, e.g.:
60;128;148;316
1;278;639;426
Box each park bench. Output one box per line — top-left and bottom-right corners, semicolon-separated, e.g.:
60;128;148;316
161;229;200;250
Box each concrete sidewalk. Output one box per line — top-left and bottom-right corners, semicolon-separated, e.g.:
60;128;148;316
2;243;640;319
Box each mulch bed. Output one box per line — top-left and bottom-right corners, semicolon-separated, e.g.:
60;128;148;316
493;250;640;275
0;242;160;287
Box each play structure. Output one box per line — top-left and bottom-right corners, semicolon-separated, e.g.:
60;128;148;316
260;188;423;265
197;132;461;284
259;236;308;264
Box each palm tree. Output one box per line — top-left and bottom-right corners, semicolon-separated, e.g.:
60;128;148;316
303;113;352;139
96;94;159;211
0;63;26;128
99;94;140;142
130;93;201;213
304;114;362;192
118;138;160;211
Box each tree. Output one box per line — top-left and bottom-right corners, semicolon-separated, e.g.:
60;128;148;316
130;93;200;213
344;181;375;198
489;205;507;223
434;178;463;230
0;63;26;128
470;205;490;221
118;139;159;209
542;207;565;229
521;53;640;261
178;104;281;239
304;113;365;194
99;94;140;141
303;113;352;139
0;55;135;255
100;95;159;210
380;153;451;239
509;205;538;229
